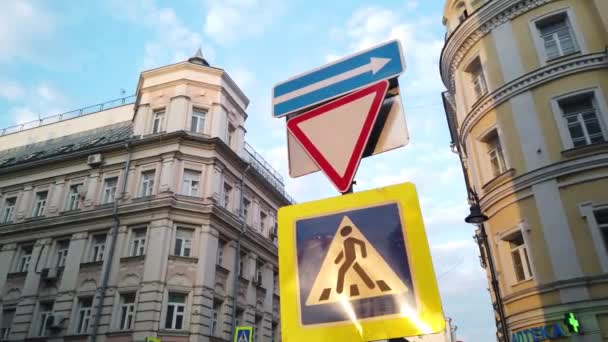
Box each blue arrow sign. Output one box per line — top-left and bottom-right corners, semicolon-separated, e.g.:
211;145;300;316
272;40;405;118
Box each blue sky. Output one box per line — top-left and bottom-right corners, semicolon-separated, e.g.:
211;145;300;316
0;0;494;340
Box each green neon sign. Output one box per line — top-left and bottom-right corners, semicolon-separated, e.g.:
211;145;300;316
564;312;581;334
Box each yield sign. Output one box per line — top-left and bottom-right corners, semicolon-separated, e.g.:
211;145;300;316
286;80;389;193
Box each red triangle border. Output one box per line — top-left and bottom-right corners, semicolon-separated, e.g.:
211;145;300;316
286;80;389;193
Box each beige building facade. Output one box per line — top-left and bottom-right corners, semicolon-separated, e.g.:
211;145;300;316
0;53;290;341
441;0;608;341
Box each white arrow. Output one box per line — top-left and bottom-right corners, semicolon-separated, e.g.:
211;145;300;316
273;57;391;105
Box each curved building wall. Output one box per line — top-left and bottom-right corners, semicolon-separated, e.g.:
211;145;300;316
442;0;608;340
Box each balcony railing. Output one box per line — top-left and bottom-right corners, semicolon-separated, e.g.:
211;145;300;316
244;142;294;203
0;95;136;136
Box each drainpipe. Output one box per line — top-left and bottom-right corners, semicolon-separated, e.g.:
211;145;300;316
90;142;132;342
231;162;251;341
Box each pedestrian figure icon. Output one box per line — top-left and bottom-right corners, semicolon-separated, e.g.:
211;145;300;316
306;216;409;306
335;225;376;294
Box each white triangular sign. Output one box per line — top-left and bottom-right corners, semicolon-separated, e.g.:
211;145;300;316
305;216;409;306
238;332;249;342
287;81;389;192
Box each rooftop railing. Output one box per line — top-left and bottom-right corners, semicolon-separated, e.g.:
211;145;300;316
244;142;294;203
0;95;136;136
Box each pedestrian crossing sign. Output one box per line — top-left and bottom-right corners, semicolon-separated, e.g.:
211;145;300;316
234;326;253;342
278;182;444;342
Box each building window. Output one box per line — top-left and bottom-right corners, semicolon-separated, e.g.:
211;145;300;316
165;292;186;330
102;177;118;204
36;302;53;337
595;209;608;251
273;270;279;293
174;228;193;257
559;93;606;148
152;109;165;134
1;309;15;340
2;197;16;223
259;211;267;233
191;109;207;133
456;2;468;24
75;297;92;334
535;12;579;61
227;124;236;148
483;130;507;178
66;184;82;211
217;240;225;266
223;183;232;209
238;252;247;278
130;228;147;257
509;233;533;282
55;240;69;268
182;170;200;197
90;234;106;262
32;191;48;217
466;57;488;101
139;170;155;197
118;293;136;330
211;300;222;336
15;244;33;273
255;261;263;284
243;198;251;222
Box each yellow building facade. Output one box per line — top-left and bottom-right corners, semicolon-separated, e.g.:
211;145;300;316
441;0;608;341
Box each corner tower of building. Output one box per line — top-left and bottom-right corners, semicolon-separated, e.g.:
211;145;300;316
441;0;608;341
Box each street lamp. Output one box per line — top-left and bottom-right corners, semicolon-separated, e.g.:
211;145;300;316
464;194;510;342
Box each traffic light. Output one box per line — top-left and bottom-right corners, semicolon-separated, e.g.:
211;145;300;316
564;312;581;335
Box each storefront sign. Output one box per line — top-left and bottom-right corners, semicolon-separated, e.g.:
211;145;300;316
511;323;565;342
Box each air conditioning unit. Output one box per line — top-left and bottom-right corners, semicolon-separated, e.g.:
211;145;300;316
87;153;103;166
46;314;65;330
40;268;58;281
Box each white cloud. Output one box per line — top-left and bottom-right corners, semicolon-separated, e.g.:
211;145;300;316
203;0;285;45
6;83;69;126
0;0;55;63
108;0;214;70
0;79;25;101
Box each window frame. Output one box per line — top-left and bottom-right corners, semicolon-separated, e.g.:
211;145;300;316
89;233;107;262
191;108;207;134
102;177;119;204
66;184;83;211
579;202;608;273
550;87;608;150
15;244;33;273
152;108;166;134
164;291;188;331
1;197;17;223
129;227;148;257
74;297;93;334
217;239;225;266
173;228;193;257
227;123;236;148
34;301;53;337
509;235;533;283
529;7;586;66
181;169;201;197
1;308;15;340
32;191;48;217
54;239;70;268
476;126;510;184
467;57;488;101
139;170;156;197
115;292;137;331
223;182;232;210
499;225;535;286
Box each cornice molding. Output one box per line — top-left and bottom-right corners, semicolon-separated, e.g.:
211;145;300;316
460;52;608;141
480;152;608;211
441;0;555;91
